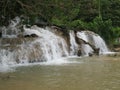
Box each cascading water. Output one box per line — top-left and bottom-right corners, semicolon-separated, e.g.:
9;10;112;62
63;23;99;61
27;26;69;60
0;25;69;68
0;17;111;72
69;30;78;55
77;31;110;55
92;35;109;54
81;44;94;56
77;31;88;42
1;17;21;38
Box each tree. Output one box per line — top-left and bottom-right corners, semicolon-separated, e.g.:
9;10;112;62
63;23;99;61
101;0;120;26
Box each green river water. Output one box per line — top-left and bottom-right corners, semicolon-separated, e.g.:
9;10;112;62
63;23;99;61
0;56;120;90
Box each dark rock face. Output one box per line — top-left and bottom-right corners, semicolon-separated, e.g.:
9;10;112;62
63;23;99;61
24;34;38;38
88;53;93;57
31;34;38;37
77;49;82;56
94;48;100;55
24;35;30;37
0;32;2;37
0;28;2;37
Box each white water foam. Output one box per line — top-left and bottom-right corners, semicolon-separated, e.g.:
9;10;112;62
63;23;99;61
81;44;94;56
0;19;112;72
77;31;110;55
0;25;70;72
69;30;78;55
24;25;69;60
92;35;110;54
2;17;21;38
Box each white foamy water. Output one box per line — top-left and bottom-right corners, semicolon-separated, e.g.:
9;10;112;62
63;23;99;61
69;30;78;55
77;31;110;56
81;44;94;56
92;35;109;54
77;31;88;42
0;25;70;72
24;26;69;60
0;17;112;72
2;17;21;38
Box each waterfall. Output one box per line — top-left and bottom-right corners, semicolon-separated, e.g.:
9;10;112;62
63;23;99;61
81;44;93;56
77;31;110;55
2;17;21;38
0;26;110;66
0;25;69;67
77;31;88;42
69;30;78;55
0;17;111;71
92;35;109;54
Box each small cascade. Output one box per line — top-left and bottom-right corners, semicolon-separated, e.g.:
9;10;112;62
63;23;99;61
77;31;109;55
24;26;69;60
77;31;88;42
69;30;78;55
2;17;21;38
0;25;69;66
81;44;93;56
0;17;111;70
92;35;109;54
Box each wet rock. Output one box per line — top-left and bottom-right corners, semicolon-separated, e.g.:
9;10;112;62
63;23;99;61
94;48;100;55
31;34;39;37
89;53;93;57
0;32;2;37
24;35;30;37
24;34;38;38
107;52;120;57
77;49;82;56
0;28;2;37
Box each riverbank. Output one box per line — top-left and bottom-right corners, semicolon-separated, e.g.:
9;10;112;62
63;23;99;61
113;44;120;52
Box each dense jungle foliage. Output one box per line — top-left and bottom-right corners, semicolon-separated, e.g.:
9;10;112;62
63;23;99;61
0;0;120;44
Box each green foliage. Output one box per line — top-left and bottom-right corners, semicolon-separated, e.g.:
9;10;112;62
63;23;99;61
51;18;65;26
86;16;113;43
77;0;98;22
101;0;120;26
68;20;86;30
112;27;120;38
0;0;120;45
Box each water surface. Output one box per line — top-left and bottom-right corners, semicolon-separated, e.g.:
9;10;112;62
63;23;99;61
0;56;120;90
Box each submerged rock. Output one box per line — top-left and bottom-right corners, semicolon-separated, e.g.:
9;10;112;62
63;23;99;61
107;52;120;57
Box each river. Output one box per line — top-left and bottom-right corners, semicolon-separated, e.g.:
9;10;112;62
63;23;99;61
0;56;120;90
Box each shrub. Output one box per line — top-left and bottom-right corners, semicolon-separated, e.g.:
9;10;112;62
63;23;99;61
86;16;113;44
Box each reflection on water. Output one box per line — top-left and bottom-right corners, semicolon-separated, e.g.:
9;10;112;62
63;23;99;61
0;56;120;90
